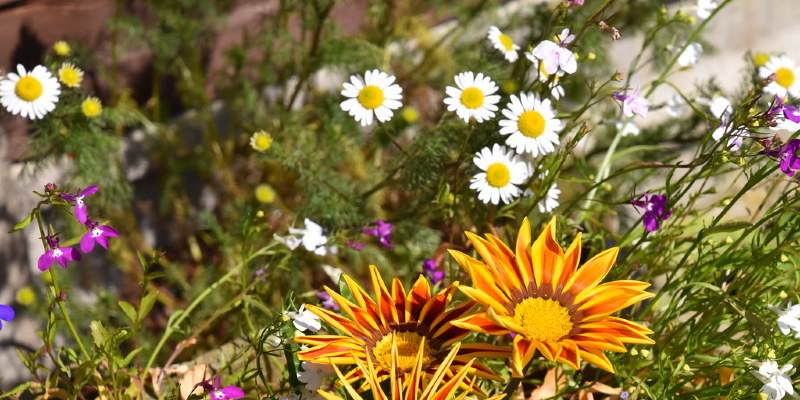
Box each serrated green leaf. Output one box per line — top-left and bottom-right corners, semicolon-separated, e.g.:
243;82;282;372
90;320;109;347
8;212;34;233
119;300;137;324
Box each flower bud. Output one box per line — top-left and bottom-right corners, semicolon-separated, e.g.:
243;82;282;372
780;254;789;263
779;290;788;299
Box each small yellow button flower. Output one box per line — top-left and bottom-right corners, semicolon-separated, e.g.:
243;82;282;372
16;286;36;305
753;52;770;67
249;131;272;152
400;106;419;124
81;97;102;118
53;41;71;56
58;63;84;87
255;184;277;204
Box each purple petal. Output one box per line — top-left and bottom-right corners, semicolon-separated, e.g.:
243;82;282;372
100;226;120;237
220;386;245;399
64;247;82;262
75;203;88;224
78;185;99;197
96;235;109;249
346;241;365;251
60;194;77;202
362;227;379;236
642;213;659;232
38;250;55;271
379;237;393;249
0;304;14;322
81;232;96;253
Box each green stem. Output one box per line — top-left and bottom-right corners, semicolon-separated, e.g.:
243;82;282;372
141;244;274;378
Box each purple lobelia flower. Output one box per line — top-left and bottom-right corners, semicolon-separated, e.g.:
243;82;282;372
60;185;98;224
0;304;14;330
769;96;800;123
38;235;81;271
346;240;365;251
422;259;444;284
614;86;649;119
764;139;800;179
80;219;119;253
316;291;340;311
199;376;245;400
631;193;671;232
362;219;393;249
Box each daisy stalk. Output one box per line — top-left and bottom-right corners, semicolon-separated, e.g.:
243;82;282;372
580;0;732;221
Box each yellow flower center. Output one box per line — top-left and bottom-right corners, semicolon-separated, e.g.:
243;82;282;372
499;34;514;51
251;132;272;151
513;297;573;342
59;67;82;87
357;85;384;109
776;67;795;88
460;87;485;109
255;184;277;204
15;76;43;102
81;98;102;117
372;331;435;373
53;41;71;56
518;110;546;138
486;163;511;188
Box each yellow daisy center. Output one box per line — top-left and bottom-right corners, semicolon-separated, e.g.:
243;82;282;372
513;297;573;342
499;34;514;51
15;76;43;102
775;67;795;88
372;331;435;373
251;132;272;151
460;87;485;109
357;85;384;110
81;98;102;117
753;53;769;67
255;184;277;204
53;41;71;56
59;67;82;87
486;163;511;188
518;110;546;138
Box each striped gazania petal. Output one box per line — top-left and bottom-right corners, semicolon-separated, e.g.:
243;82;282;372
296;265;510;388
450;217;654;376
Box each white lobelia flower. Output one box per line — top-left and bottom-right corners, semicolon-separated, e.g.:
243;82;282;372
470;144;528;205
614;86;649;119
498;92;563;156
751;360;796;400
677;42;703;67
529;28;577;75
340;70;403;126
711;123;749;151
524;171;560;213
616;120;640;137
284;304;322;332
709;94;732;119
527;57;566;100
696;0;718;19
665;93;688;117
759;55;800;99
277;219;338;256
768;303;800;338
297;361;334;391
0;64;61;120
487;26;520;63
443;71;501;123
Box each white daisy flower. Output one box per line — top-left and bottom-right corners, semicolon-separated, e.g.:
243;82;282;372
470;144;528;205
696;0;718;19
443;71;501;123
759;55;800;99
488;26;520;63
751;360;795;400
340;70;402;126
768;302;800;338
527;57;566;100
677;42;703;67
0;64;61;120
498;92;563;156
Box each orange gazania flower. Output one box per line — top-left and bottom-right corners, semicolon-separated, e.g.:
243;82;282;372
449;217;655;376
296;265;509;387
